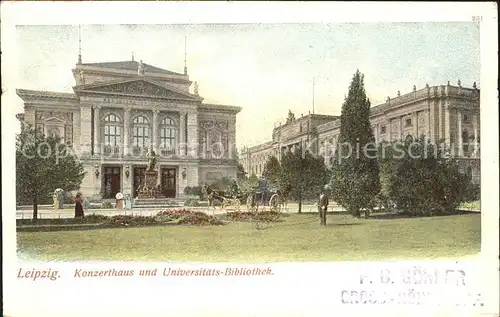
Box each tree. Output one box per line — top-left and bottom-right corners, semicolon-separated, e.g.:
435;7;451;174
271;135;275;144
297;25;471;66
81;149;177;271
281;149;328;213
16;119;85;220
330;70;380;218
239;173;259;196
262;156;281;189
381;136;471;216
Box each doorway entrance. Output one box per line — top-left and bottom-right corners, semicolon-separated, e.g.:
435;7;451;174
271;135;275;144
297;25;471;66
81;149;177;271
161;168;176;198
103;166;121;198
133;166;147;198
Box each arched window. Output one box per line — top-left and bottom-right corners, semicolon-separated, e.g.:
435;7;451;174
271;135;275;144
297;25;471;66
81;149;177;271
132;115;150;148
103;114;121;147
462;130;469;155
159;117;177;153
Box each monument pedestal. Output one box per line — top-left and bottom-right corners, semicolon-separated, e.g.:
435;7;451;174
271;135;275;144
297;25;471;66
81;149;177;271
137;170;165;199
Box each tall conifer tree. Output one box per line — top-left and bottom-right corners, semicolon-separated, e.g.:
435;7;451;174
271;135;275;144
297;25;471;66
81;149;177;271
330;70;380;217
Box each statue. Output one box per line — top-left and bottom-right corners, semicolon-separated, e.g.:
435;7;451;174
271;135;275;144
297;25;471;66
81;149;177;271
413;85;417;92
457;79;462;87
53;188;64;209
79;71;85;85
286;110;295;124
194;81;199;95
138;60;146;75
146;146;157;171
473;82;477;89
397;90;401;96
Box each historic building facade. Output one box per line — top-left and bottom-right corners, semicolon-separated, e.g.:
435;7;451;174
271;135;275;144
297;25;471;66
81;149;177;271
17;59;241;200
239;81;480;183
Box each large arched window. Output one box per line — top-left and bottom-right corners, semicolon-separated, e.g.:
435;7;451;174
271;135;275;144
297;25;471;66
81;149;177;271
159;117;177;154
103;114;121;147
132;115;150;148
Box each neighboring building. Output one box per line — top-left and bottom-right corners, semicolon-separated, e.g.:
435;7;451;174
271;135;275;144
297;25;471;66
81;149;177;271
239;81;480;183
17;58;241;200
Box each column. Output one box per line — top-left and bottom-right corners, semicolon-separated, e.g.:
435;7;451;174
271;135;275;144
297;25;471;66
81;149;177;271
79;104;92;156
472;114;479;157
400;117;404;140
187;112;198;158
152;109;159;154
457;109;463;157
123;107;131;156
228;119;237;159
179;111;186;156
387;118;392;142
93;105;101;155
444;104;450;148
413;112;418;138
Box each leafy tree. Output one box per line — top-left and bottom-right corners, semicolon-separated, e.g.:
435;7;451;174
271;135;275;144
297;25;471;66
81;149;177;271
239;173;259;196
382;136;471;216
330;70;380;218
281;149;328;213
16;119;85;220
262;156;281;189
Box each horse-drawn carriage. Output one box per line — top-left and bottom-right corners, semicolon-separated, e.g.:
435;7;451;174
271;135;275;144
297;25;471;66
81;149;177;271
245;189;285;213
201;181;287;213
202;184;242;211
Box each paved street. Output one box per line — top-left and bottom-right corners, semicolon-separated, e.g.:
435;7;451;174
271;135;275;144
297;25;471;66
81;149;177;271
15;204;345;219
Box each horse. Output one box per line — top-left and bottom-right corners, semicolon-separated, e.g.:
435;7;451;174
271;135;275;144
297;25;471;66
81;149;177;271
318;189;329;226
202;184;222;209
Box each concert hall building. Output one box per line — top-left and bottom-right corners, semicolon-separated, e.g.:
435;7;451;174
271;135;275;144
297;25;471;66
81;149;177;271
239;81;481;183
17;57;241;200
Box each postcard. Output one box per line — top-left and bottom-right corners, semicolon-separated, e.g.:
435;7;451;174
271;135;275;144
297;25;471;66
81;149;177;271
2;2;498;316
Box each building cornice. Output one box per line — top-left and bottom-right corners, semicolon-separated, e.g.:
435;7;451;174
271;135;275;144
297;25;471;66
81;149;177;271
199;103;242;114
16;89;79;102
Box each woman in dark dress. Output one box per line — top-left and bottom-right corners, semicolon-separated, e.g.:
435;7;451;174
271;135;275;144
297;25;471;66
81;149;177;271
74;192;85;218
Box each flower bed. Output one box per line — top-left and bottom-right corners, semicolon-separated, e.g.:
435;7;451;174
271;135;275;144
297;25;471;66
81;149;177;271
226;211;285;223
156;208;193;221
178;212;224;226
105;215;159;227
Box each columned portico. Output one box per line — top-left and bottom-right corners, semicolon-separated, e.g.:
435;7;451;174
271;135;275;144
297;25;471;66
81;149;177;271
17;59;241;200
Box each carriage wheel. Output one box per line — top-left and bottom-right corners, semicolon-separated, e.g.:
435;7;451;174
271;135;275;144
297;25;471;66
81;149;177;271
269;194;281;213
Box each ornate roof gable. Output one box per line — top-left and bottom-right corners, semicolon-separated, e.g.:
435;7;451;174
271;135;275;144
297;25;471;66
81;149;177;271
74;79;202;102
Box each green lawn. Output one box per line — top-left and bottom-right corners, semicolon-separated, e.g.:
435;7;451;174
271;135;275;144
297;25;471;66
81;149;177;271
16;213;481;262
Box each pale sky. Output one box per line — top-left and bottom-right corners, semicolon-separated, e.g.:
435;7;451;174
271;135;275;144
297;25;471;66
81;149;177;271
12;23;480;148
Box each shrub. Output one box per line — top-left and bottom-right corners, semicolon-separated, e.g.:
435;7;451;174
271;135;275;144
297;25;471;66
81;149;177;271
178;212;224;226
101;201;113;209
84;214;109;223
184;198;200;207
380;137;472;216
105;215;158;227
184;186;204;200
226;211;284;223
156;209;193;221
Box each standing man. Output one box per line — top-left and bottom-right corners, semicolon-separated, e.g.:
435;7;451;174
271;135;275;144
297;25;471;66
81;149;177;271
318;185;329;226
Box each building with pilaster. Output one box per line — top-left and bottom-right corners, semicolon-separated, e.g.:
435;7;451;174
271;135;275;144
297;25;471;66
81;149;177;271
239;81;480;183
17;58;241;200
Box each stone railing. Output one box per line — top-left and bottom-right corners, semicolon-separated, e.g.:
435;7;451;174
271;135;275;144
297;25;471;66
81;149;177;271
371;84;479;116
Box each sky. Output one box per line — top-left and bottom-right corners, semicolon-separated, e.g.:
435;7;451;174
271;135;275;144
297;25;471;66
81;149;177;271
11;23;480;148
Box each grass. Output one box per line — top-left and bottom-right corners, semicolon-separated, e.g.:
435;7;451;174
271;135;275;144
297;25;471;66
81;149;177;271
16;212;481;262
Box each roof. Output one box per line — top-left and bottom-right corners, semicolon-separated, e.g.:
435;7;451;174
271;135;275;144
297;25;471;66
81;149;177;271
80;60;184;76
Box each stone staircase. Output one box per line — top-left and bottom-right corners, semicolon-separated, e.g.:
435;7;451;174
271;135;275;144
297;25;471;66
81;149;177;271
132;198;185;208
